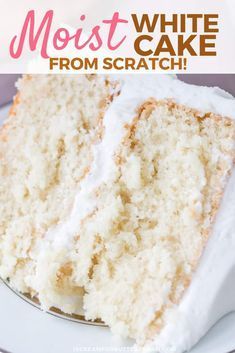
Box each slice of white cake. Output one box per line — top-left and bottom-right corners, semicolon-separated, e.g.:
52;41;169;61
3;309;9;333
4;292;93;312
80;99;235;344
0;74;116;295
0;74;235;352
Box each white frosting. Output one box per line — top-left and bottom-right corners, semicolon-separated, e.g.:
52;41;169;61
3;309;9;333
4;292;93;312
43;75;235;352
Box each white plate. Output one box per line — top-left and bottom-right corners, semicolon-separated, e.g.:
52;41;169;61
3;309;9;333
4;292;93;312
0;105;235;353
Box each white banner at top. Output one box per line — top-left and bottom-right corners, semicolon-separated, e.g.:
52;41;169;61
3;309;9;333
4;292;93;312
0;0;234;73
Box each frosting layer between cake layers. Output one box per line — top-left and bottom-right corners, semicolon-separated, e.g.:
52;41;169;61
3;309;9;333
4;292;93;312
41;75;235;353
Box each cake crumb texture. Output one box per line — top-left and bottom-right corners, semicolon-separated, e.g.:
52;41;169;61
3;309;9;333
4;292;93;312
0;75;235;347
77;100;235;343
0;74;113;293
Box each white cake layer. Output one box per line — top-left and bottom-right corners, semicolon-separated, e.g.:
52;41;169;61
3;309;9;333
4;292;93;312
35;75;235;353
